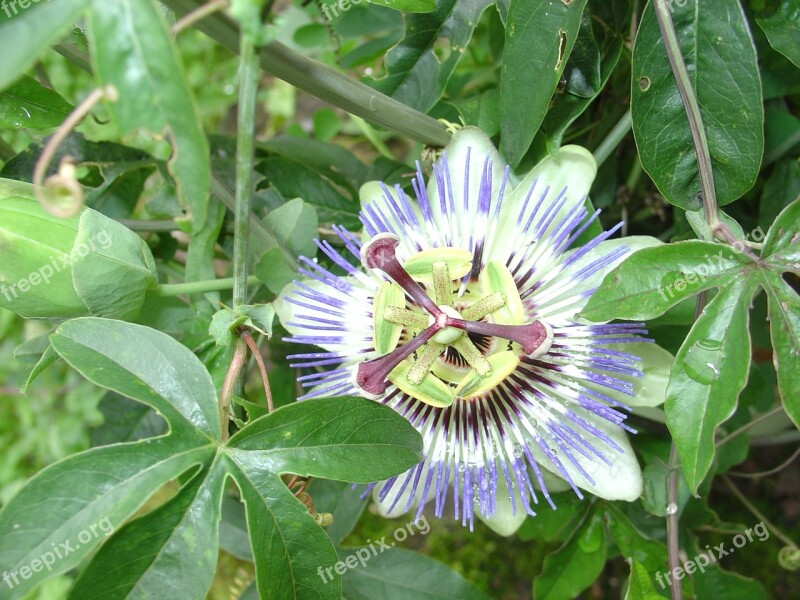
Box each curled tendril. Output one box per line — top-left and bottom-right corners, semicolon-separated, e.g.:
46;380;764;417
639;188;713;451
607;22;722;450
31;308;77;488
33;85;118;218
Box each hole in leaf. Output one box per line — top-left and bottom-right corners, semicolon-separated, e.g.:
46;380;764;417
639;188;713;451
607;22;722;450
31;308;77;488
433;37;452;63
555;31;567;70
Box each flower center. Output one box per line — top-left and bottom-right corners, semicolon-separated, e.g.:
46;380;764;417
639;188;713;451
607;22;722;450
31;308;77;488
356;234;552;406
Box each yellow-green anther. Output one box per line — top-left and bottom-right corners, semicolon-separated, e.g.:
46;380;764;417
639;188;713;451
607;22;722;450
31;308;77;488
389;359;455;408
402;247;472;283
455;351;520;400
453;336;492;376
384;306;429;329
461;292;506;321
372;282;405;354
408;341;446;385
432;260;454;306
479;261;525;325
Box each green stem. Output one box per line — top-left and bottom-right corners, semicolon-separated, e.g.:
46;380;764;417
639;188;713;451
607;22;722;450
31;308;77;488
716;405;786;447
666;444;682;600
722;474;798;550
219;336;247;443
233;34;260;309
156;275;260;296
161;0;450;147
116;219;178;232
653;0;718;226
592;109;632;167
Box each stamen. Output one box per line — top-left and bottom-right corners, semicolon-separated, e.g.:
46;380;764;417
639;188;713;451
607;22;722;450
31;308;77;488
384;307;429;329
361;234;443;318
461;292;506;321
408;341;446;385
452;336;492;375
432;260;454;307
356;325;439;396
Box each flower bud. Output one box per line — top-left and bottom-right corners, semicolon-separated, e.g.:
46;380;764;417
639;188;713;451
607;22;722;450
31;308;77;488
0;190;157;320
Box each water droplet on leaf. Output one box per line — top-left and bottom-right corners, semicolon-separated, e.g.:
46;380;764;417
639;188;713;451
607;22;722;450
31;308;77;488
684;338;724;385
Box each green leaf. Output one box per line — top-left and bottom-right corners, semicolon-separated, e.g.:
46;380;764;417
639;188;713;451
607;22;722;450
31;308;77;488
692;563;768;600
341;547;490;600
631;0;763;209
533;508;607;600
68;460;226;600
761;270;800;428
449;88;501;137
264;198;319;259
0;439;213;600
209;304;275;346
0;75;74;129
641;453;690;518
50;318;221;439
516;494;586;542
225;452;342;600
499;0;589;166
368;0;436;12
90;392;167;446
15;339;59;394
605;504;667;575
71;208;158;320
542;11;623;153
260;134;368;195
759;159;800;232
87;0;210;232
257;156;358;227
581;242;751;322
310;479;368;546
1;132;158;218
624;561;664;600
762;195;800;269
665;276;758;493
229;396;423;481
255;246;300;295
0;0;91;89
756;1;800;68
370;0;494;113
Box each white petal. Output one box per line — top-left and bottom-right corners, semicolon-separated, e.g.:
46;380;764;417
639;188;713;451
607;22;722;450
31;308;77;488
371;469;423;519
475;469;528;537
615;342;674;407
571;341;674;410
534;410;644;502
274;277;375;353
425;127;507;251
487;145;597;265
536;235;663;323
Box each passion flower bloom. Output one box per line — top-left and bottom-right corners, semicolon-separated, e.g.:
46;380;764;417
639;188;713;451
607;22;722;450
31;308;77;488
277;128;665;535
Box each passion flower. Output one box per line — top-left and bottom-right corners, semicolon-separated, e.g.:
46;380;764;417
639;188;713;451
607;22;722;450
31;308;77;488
277;128;663;534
